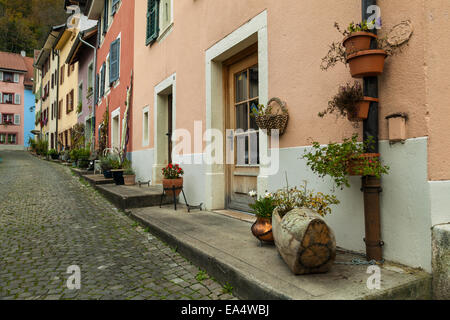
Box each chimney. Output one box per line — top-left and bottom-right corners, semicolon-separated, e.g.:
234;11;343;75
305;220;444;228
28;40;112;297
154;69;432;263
21;50;26;57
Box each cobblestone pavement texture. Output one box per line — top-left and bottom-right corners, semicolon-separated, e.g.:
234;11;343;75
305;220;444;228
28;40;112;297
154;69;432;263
0;151;236;300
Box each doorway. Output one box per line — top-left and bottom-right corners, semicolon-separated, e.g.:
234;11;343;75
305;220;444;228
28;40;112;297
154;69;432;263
226;51;259;212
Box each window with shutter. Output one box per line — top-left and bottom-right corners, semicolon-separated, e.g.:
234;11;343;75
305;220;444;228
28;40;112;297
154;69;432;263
146;0;160;45
100;63;106;97
112;0;120;15
109;39;120;84
14;73;19;83
103;0;109;35
15;93;20;105
95;74;99;104
0;71;3;81
14;114;20;125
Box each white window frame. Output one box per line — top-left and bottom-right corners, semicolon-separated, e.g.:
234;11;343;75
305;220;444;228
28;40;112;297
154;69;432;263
111;107;121;149
157;0;174;42
142;106;150;147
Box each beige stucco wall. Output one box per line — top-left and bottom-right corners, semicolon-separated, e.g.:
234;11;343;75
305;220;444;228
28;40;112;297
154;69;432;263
132;0;447;180
56;29;79;145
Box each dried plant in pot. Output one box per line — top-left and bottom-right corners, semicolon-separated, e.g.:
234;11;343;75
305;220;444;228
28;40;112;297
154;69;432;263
319;82;378;123
251;98;289;136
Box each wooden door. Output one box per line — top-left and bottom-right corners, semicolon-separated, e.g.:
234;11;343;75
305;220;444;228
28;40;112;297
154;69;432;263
226;52;259;212
167;94;173;164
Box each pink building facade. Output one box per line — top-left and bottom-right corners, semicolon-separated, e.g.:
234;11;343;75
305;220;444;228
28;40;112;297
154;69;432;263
129;0;450;273
0;52;30;150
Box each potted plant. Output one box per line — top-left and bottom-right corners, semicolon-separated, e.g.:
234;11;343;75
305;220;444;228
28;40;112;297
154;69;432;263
302;134;390;189
100;156;113;178
342;20;378;55
319;82;379;122
48;149;59;160
270;183;339;275
70;149;80;166
77;148;91;169
162;164;184;196
251;98;289;136
321;20;411;78
110;155;124;185
248;191;277;243
123;167;136;186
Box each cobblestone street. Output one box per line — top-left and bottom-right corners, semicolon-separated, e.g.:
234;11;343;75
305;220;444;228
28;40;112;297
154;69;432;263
0;151;235;300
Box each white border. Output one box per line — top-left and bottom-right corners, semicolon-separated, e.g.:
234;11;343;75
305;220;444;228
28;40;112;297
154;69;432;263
142;106;150;147
111;106;120;148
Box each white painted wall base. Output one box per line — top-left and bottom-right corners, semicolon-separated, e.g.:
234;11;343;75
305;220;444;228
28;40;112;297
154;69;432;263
429;180;450;227
268;137;432;272
129;148;154;183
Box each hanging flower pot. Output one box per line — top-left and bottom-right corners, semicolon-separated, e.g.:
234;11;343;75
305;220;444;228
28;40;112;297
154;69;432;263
347;153;381;176
343;31;377;55
347;49;387;78
253;98;289;136
347;97;379;121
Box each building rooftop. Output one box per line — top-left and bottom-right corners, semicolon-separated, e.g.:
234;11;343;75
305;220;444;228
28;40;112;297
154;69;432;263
0;51;28;73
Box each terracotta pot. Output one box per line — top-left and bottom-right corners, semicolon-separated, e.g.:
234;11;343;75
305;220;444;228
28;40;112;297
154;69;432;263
343;32;377;55
347;153;380;176
347;97;380;121
251;217;274;244
124;175;136;186
162;178;183;196
347;49;387;78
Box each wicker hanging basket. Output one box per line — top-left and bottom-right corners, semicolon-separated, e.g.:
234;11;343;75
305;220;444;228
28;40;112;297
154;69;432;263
255;97;289;136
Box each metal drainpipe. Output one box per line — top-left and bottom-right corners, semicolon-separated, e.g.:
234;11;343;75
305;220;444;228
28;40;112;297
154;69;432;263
79;34;97;153
362;0;383;261
55;49;60;151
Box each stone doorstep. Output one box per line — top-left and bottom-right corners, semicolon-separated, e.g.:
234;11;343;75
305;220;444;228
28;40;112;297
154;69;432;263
83;174;114;186
94;183;174;210
128;206;432;300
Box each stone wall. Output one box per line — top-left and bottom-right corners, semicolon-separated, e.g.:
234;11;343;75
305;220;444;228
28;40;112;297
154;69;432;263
432;224;450;299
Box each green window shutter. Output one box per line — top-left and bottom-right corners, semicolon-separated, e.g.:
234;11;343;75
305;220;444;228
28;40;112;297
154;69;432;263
109;39;120;84
94;74;99;104
103;0;109;35
146;0;159;45
112;0;120;15
100;63;105;97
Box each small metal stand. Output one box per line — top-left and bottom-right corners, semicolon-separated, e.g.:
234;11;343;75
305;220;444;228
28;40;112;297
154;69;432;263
159;186;203;212
138;180;151;187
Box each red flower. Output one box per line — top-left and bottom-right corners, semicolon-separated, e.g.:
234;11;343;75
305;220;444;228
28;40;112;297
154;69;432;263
169;164;173;169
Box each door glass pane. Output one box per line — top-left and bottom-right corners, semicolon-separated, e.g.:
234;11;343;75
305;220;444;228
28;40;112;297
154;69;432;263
235;71;247;103
249;67;258;99
249;100;259;130
236;134;248;165
235;103;248;131
249;131;259;165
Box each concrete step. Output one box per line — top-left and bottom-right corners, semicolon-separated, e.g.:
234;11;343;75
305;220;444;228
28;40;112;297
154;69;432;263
83;174;114;187
129;206;432;300
96;184;174;210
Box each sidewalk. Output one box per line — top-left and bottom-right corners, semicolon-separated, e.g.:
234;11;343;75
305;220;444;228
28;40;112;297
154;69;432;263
128;206;432;300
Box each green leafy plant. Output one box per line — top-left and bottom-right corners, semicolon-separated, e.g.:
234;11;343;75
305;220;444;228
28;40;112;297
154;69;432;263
302;134;389;189
76;102;83;114
319;82;363;119
124;167;135;176
162;163;184;179
70;149;80;162
222;283;233;295
248;192;277;219
250;104;273;117
195;270;208;282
